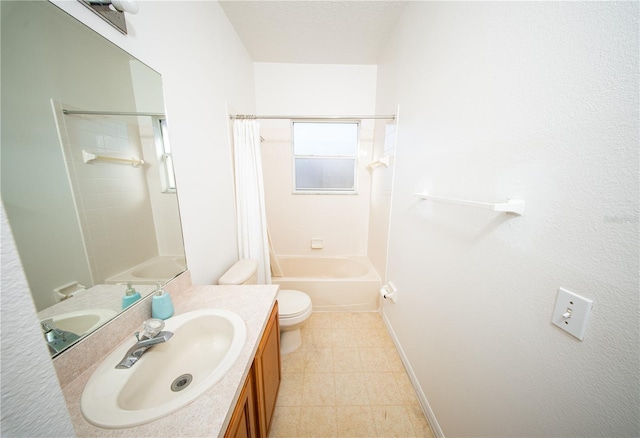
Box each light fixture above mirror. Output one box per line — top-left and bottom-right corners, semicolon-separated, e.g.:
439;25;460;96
79;0;139;34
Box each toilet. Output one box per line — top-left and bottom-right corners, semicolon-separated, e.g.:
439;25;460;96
218;259;312;354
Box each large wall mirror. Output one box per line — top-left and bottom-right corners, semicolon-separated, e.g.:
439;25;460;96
1;1;186;356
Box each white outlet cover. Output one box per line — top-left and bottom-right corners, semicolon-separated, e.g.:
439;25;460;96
552;288;594;340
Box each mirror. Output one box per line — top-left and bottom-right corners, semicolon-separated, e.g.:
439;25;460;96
1;1;186;356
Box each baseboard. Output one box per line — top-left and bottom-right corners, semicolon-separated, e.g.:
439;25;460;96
381;311;445;438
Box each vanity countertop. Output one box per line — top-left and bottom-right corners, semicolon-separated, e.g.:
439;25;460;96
61;284;279;437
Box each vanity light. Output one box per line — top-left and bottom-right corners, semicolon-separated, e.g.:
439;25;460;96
79;0;139;35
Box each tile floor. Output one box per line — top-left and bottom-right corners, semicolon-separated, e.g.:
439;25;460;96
269;312;435;437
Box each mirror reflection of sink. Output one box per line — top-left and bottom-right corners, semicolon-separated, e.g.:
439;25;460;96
80;309;247;429
41;308;118;336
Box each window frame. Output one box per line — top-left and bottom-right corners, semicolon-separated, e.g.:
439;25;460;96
152;116;176;194
290;120;360;195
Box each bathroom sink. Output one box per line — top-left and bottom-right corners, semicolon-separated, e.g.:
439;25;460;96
80;309;247;428
42;308;117;336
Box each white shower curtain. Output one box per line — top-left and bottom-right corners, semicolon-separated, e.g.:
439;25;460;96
233;119;271;284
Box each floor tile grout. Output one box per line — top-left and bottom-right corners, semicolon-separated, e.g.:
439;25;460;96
269;311;435;438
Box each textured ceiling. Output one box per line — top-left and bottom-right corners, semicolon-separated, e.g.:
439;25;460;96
219;1;408;65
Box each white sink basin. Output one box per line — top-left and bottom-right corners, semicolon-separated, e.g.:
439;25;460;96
42;308;117;335
81;309;247;428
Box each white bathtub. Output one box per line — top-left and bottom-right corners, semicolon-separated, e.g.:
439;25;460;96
271;256;381;311
106;256;186;285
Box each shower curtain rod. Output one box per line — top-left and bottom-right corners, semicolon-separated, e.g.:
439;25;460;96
229;114;396;121
62;109;166;117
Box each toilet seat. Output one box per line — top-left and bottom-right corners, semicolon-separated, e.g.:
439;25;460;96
277;289;312;319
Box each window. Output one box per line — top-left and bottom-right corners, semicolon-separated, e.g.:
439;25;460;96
154;117;176;193
292;121;359;193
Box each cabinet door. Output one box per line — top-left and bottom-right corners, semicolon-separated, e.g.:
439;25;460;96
225;368;258;438
255;302;281;438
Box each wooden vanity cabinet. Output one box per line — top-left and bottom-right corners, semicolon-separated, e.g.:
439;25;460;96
225;367;258;438
225;302;281;438
254;301;281;437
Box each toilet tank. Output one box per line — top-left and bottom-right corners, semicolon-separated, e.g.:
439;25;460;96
218;259;259;285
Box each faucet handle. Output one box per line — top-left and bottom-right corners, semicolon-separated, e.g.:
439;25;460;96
41;318;55;333
141;318;165;339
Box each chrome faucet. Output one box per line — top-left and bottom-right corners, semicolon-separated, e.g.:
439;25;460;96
116;319;173;369
41;319;80;355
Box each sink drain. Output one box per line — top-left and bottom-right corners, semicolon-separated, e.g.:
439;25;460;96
171;374;193;392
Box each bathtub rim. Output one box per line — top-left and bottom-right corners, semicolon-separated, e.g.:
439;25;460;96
271;255;381;281
105;255;186;285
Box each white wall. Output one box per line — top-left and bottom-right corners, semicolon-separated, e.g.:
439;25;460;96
254;63;378;256
379;2;639;437
1;0;255;434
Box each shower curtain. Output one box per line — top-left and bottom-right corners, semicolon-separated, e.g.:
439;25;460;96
233;119;271;284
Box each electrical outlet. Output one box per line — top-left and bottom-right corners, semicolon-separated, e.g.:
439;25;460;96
552;288;594;340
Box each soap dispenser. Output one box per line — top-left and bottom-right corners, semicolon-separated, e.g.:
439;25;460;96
121;282;142;309
151;281;174;320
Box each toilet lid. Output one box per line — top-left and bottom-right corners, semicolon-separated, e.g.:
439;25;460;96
278;290;312;318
